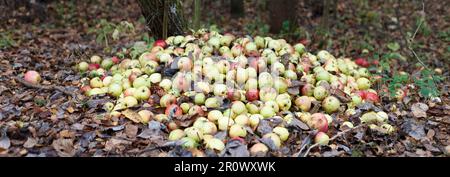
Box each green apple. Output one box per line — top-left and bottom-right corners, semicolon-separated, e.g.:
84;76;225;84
275;93;291;111
322;96;340;113
258;72;273;88
260;106;276;118
205;138;225;151
313;86;329;101
213;84;227;97
207;110;223;123
159;79;172;91
134;86;151;100
356;77;371;90
246;103;260;114
78;61;89;72
218;116;234;131
249;114;263;128
133;76;150;88
234;114;249;126
314;132;329;145
184;127;204;142
229;124;247;138
205;97;220;108
231;101;247;115
263;133;281;148
108;83;123;97
194;93;206;105
123;96;138;108
273;127;289;142
273;77;288;94
169;129;185;141
180;137;198;149
250;143;269;156
101;58;114;70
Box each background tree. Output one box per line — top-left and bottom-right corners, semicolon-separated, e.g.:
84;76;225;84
137;0;187;39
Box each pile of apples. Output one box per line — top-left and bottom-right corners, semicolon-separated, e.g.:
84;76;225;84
75;29;394;155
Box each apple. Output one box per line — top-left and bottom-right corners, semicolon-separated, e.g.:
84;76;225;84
78;62;89;72
229;124;247;138
138;110;153;124
231;44;244;57
284;70;297;80
194;93;206;105
268;40;281;51
245;42;258;56
123;96;138;108
86;88;106;96
315;71;330;82
322;96;340;113
250;143;269;156
311;113;328;132
123;88;136;97
365;92;379;103
101;58;113;70
231;101;247;115
360;111;378;123
275;93;291;111
90;55;102;64
177;57;193;71
246;102;260;114
180;137;198;149
159;79;172;91
377;111;388;122
355;58;369;67
90;77;103;88
273;77;288;94
273;127;289;142
134;86;151;100
259;87;277;102
160;94;177;107
301;84;315;96
236;67;249;84
356;77;371;90
180;103;191;113
313;86;328;101
234;114;249;126
249;114;262;128
200;121;217;135
108;83;123;97
341;121;354;129
81;85;92;94
207;110;223;123
245;89;259;102
154;114;169;122
263;133;281;148
188;105;205;117
218;116;234;131
294;96;311;112
258;72;273;88
169;129;185;141
103;102;114;112
213;84;227;97
208;36;220;49
24;70;41;84
205;97;220;108
205;138;225;151
165;104;182;117
154;39;167;48
314;132;329;145
133;77;149;88
260;106;276;118
245;78;258;91
142;60;158;75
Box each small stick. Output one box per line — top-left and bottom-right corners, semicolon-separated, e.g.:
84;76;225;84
13;76;76;98
302;124;365;157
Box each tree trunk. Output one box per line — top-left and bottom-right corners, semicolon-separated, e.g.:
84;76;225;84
230;0;244;18
137;0;186;39
267;0;298;33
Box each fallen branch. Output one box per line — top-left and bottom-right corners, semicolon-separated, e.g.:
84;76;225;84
302;124;365;157
13;76;76;98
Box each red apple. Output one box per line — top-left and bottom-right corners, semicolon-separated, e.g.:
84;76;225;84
154;39;167;48
24;70;41;84
311;113;328;132
227;89;242;101
245;89;259;102
88;63;100;70
111;56;120;64
81;85;92;93
356;90;367;100
355;58;370;67
165;104;182;117
365;92;380;103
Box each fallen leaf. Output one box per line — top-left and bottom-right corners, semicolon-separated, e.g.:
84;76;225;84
121;109;141;123
411;102;428;118
219;139;250;157
52;138;76;157
0;134;11;151
23;137;38;148
125;124;138;138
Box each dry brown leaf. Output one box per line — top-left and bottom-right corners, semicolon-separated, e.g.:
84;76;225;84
411;102;428;118
121;109;141;123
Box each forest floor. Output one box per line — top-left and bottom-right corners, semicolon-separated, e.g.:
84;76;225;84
0;0;449;157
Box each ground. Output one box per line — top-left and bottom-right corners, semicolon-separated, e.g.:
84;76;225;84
0;0;448;157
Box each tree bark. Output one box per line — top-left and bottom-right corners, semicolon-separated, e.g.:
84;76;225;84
267;0;298;34
137;0;187;39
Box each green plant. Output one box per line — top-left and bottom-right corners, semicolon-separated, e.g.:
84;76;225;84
88;19;135;49
0;32;16;49
413;69;443;98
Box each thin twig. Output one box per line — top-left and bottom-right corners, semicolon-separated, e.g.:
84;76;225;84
13;76;76;98
303;124;365;157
